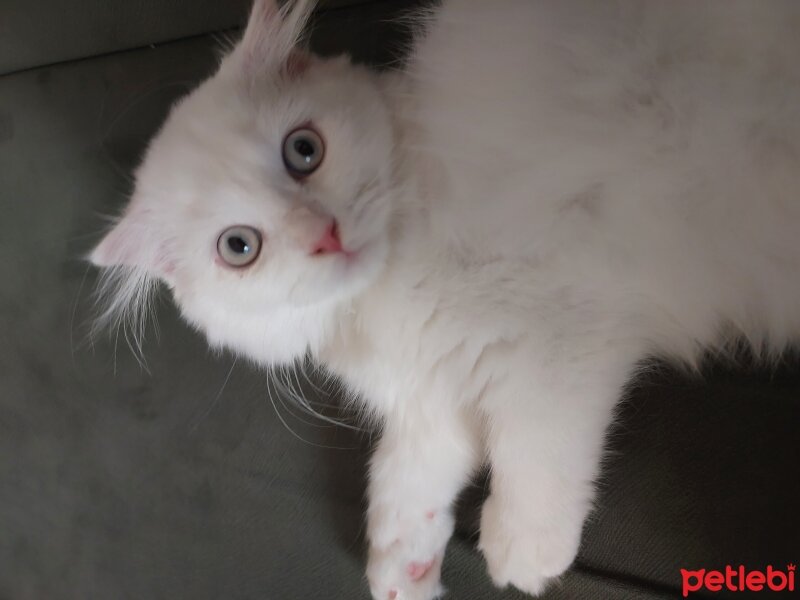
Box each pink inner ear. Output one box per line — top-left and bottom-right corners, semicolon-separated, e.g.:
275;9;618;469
252;0;280;24
90;222;134;267
233;0;314;83
90;213;170;276
155;248;177;276
284;50;311;79
239;0;280;74
242;0;293;69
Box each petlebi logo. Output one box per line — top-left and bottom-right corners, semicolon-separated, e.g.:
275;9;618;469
681;564;796;597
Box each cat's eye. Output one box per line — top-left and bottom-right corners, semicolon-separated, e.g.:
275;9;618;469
282;127;325;178
217;226;262;268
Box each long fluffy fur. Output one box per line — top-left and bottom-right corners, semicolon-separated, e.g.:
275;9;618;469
90;1;800;598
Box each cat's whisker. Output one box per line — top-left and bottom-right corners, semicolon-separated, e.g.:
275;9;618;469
90;261;160;371
271;372;333;430
297;355;328;397
112;326;120;377
189;357;238;432
272;367;327;427
211;30;242;58
69;263;93;369
289;360;364;432
264;371;356;451
277;364;354;430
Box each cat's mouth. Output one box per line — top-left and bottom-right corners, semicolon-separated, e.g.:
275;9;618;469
311;219;362;262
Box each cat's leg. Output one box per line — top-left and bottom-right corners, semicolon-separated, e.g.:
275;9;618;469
367;402;482;600
478;355;633;596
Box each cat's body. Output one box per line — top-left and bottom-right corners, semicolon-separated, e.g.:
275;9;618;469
91;1;800;598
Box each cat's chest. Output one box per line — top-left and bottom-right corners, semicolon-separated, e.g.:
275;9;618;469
321;272;462;412
321;261;510;415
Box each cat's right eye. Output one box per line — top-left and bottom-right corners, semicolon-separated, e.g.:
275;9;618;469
282;126;325;178
217;226;262;268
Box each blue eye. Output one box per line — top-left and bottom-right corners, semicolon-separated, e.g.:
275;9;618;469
217;226;262;268
283;127;325;177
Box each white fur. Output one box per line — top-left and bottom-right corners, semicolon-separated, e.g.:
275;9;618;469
91;1;800;597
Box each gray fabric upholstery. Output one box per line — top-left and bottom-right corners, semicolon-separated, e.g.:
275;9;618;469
0;0;381;75
1;2;798;598
0;0;250;75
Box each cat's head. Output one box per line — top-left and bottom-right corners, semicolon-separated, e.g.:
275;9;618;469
90;0;397;364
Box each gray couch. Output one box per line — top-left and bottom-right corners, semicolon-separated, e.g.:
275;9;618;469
1;1;798;598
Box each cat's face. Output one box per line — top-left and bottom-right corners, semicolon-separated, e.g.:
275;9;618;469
90;0;396;364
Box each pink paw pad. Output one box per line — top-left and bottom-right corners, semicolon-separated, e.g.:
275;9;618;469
425;510;436;520
407;559;435;581
388;589;398;599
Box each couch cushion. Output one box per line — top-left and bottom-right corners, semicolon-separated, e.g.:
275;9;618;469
0;0;394;76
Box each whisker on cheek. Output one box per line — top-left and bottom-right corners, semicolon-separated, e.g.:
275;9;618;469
90;264;160;366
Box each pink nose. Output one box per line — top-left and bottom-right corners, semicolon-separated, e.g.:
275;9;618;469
311;221;344;255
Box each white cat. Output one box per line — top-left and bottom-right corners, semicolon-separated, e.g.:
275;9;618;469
90;1;800;598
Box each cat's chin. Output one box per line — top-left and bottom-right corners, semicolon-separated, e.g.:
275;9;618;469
301;234;390;305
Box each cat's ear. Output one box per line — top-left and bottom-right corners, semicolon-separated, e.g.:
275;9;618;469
90;208;174;277
229;0;316;80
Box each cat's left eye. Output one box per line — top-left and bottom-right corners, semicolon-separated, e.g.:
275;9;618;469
283;127;325;178
217;226;262;268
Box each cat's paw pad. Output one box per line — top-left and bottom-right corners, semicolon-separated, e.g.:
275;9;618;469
368;548;444;600
478;495;580;596
407;559;435;581
367;508;452;600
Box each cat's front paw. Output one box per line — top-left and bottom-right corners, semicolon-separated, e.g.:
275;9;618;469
366;506;452;600
478;494;581;597
368;545;444;600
